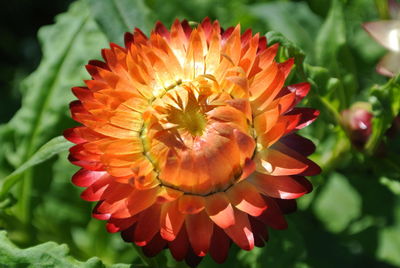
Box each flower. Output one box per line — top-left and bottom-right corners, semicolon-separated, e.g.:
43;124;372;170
363;0;400;77
341;103;373;150
64;18;320;266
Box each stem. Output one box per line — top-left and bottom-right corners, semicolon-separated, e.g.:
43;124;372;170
132;243;160;268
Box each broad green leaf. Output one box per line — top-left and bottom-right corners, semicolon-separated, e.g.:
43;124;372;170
249;1;321;62
4;1;107;166
365;75;400;154
315;0;357;108
377;198;400;266
0;230;130;268
0;136;71;200
313;173;362;233
0;0;107;222
315;0;346;69
85;0;153;44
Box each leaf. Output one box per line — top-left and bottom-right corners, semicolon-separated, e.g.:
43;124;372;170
265;31;305;61
0;230;130;268
0;136;71;200
0;0;107;221
377;199;400;266
314;0;358;108
4;1;107;166
313;173;362;233
85;0;153;44
315;0;346;69
248;1;321;62
380;177;400;195
365;75;400;154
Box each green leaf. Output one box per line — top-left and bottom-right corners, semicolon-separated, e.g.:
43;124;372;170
315;0;346;70
315;0;358;108
380;177;400;195
85;0;153;44
377;199;400;266
313;173;362;233
365;75;400;154
0;230;130;268
248;1;321;62
265;31;305;61
5;0;107;165
0;136;71;200
0;0;107;222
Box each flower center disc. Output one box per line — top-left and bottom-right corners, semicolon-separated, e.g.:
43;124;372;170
143;77;249;195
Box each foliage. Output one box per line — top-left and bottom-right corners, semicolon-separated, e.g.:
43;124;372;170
0;0;399;267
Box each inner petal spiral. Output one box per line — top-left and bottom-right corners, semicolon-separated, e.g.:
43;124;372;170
142;77;253;195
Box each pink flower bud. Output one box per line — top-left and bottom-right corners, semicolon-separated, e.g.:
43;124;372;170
341;104;373;149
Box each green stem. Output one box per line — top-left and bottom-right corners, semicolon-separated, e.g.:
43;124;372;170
132;244;160;268
375;0;390;19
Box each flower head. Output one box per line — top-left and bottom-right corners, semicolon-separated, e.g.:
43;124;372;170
363;0;400;77
64;18;320;266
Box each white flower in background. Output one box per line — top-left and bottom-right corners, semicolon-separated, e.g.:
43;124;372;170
363;0;400;77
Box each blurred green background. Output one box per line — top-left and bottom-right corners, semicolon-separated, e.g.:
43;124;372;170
1;0;400;267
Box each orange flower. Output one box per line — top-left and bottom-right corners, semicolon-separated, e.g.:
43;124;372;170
64;18;320;266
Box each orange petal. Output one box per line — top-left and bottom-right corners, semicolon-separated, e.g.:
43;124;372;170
226;181;267;217
249;173;310;199
223;208;254;250
112;187;158;218
134;204;161;246
156;186;183;203
257;196;288;230
205;192;235;229
178;195;205;214
160;201;185;241
185;210;214;256
169;226;189;261
255;148;308;176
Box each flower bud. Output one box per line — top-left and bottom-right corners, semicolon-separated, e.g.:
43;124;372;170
341;103;373;149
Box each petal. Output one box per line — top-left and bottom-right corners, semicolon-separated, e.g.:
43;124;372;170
160;201;185;241
142;233;167;257
80;175;112;201
209;226;231;264
205;192;235;229
226;181;267;217
112;188;158;218
363;21;400;52
63;127;86;144
224;208;254;251
272;142;321;176
249;217;268;247
377;51;400;77
185;211;214;256
255;148;308;176
72;169;107;187
285;108;319;130
106;216;137;233
279;133;316;156
249;173;311;199
178;195;205;214
134;204;161;246
169;226;189;261
257;196;287;230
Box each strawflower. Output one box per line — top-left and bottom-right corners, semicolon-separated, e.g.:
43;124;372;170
64;18;320;266
363;0;400;77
